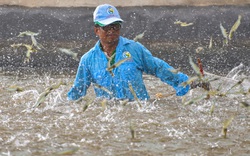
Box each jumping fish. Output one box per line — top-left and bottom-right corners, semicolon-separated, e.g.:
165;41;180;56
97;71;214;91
225;78;245;94
129;121;136;139
59;48;79;61
209;36;213;49
195;47;204;53
30;35;44;50
183;94;207;106
182;76;199;87
45;81;67;92
100;99;108;110
219;23;228;46
106;57;131;71
229;15;242;40
33;90;50;108
174;20;193;27
11;43;37;63
5;85;24;92
17;31;43;50
106;52;116;77
207;90;226;97
133;30;146;42
33;81;66;108
92;83;112;95
128;83;142;108
189;56;203;79
120;99;129;106
209;103;215;116
167;67;181;74
17;31;39;37
106;51;116;61
82;98;94;112
221;116;234;138
54;146;79;155
240;101;250;108
74;96;94;111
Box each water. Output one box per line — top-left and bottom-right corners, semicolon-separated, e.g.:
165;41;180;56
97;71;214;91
0;65;249;156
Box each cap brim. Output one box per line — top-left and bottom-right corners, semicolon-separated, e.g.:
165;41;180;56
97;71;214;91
97;17;123;26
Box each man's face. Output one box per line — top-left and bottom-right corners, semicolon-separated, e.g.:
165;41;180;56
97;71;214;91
95;23;121;44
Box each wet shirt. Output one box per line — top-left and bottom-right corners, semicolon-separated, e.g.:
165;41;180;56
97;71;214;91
67;36;190;101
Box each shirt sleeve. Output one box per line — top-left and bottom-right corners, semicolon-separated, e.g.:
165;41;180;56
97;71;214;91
134;42;190;96
67;56;92;100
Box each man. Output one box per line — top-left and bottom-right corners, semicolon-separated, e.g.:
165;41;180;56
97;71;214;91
67;4;192;101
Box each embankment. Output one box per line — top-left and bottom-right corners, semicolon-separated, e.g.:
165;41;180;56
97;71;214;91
0;5;249;75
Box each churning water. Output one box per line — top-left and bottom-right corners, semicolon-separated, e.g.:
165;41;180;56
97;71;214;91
0;63;249;156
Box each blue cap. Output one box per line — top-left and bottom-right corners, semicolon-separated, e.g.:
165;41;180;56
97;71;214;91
93;4;123;27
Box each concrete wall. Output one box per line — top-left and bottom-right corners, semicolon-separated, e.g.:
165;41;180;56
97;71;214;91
1;5;249;75
1;0;250;7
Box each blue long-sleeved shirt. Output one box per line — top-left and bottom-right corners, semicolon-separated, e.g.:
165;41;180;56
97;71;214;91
68;36;190;101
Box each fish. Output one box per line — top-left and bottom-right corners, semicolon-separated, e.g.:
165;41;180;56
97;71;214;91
120;99;129;106
82;103;89;112
92;83;112;95
11;43;37;63
129;121;136;139
195;47;204;53
78;96;94;112
11;43;22;48
24;49;32;63
54;146;79;155
207;90;226;97
229;15;242;40
17;31;44;50
219;23;228;46
226;63;244;79
106;57;131;71
209;36;213;49
100;99;108;110
45;81;67;92
182;76;199;87
221;116;234;138
181;96;186;104
189;56;203;79
33;81;67;108
183;94;207;106
133;30;146;42
33;90;50;108
59;48;79;61
225;78;245;94
104;51;116;60
75;97;84;104
30;35;44;50
174;20;193;27
17;31;40;37
11;43;37;52
128;83;142;108
5;85;24;92
168;67;181;74
240;101;250;108
106;52;116;77
74;95;88;104
209;103;215;116
206;77;221;83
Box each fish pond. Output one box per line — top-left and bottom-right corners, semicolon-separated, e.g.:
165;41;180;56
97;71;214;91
0;65;249;156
